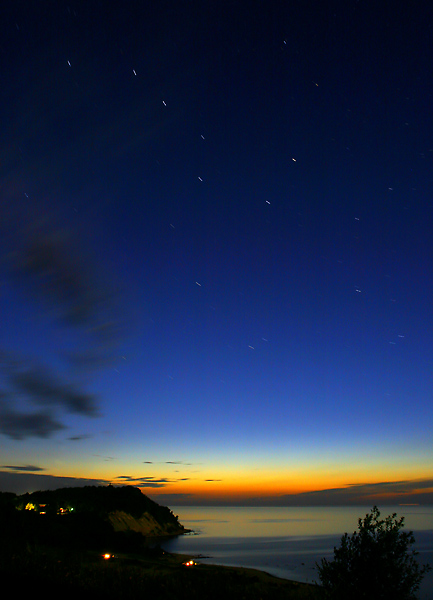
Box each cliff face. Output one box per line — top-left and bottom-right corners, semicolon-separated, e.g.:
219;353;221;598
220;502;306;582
108;510;186;536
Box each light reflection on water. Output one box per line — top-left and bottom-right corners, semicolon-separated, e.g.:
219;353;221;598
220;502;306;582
161;506;433;599
171;505;433;538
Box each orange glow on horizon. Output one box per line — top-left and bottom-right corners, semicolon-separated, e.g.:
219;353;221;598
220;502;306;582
39;456;433;506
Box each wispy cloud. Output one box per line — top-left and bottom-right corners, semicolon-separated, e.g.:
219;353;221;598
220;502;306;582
93;454;116;461
1;465;45;472
0;402;65;439
4;359;99;417
0;471;110;495
115;475;174;488
142;459;200;466
0;218;124;440
115;474;193;488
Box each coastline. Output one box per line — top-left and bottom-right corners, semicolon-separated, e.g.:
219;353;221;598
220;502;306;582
1;542;321;599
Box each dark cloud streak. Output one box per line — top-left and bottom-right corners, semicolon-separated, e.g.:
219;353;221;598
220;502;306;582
115;474;193;488
1;465;45;472
8;363;99;417
0;215;124;439
0;471;110;494
142;460;199;466
0;402;65;439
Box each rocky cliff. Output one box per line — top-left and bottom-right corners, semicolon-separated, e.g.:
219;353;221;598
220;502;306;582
108;510;186;536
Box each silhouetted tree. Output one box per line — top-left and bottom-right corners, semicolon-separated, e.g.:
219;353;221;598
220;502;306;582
317;506;431;600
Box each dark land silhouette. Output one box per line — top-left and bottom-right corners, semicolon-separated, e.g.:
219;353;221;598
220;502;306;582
0;485;320;599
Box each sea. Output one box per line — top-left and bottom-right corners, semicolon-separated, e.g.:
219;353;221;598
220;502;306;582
160;506;433;599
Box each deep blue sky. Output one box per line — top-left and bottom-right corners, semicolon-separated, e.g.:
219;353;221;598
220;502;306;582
1;1;433;504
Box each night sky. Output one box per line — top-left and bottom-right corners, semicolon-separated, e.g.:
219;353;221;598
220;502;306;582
1;1;433;505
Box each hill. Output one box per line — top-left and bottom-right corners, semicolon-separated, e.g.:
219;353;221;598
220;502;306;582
0;485;187;550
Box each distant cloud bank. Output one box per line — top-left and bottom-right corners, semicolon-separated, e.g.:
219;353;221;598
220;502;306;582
2;471;432;506
151;479;433;507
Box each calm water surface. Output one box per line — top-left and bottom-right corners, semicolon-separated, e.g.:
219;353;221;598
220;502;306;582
161;506;433;599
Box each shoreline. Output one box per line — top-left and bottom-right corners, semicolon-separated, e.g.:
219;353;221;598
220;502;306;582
121;548;322;597
0;541;322;599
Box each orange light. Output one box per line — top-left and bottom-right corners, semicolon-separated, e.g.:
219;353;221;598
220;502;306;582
103;554;111;560
182;560;196;567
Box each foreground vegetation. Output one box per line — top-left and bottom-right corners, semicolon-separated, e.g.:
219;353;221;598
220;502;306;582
317;506;431;600
1;543;320;600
